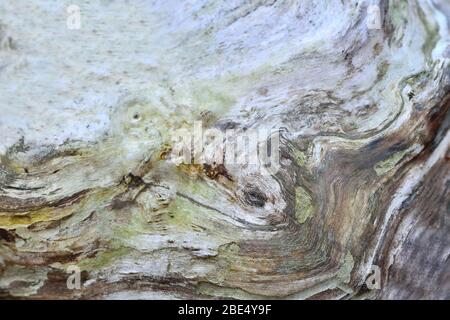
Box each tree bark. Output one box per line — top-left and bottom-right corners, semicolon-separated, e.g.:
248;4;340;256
0;0;449;299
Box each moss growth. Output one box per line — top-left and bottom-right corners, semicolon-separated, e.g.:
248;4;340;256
295;186;314;224
0;209;54;229
191;86;236;114
293;148;308;167
0;187;120;229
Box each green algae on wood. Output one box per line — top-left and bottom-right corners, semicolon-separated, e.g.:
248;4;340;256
294;186;314;224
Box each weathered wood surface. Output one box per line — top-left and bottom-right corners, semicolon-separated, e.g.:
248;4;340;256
0;0;449;299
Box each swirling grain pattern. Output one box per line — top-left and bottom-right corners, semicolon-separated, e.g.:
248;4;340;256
0;0;449;299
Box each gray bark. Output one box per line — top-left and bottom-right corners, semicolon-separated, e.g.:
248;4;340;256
0;0;449;299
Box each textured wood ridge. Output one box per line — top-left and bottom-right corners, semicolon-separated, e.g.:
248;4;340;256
0;0;449;299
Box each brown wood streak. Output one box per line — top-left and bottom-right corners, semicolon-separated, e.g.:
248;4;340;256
374;96;450;299
0;0;449;300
